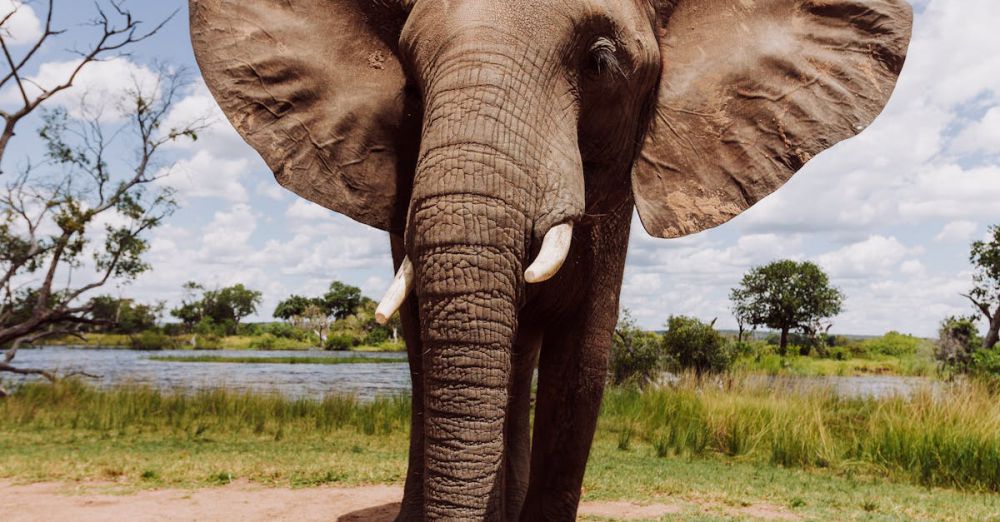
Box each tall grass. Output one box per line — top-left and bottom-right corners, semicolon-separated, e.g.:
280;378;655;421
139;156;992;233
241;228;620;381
0;380;411;438
601;374;1000;492
5;376;1000;492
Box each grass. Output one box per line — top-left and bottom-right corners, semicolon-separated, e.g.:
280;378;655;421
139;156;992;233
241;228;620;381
3;379;1000;520
600;374;1000;492
148;355;406;365
735;353;937;377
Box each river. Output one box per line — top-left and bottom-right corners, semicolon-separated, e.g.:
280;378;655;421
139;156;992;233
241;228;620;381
6;346;411;400
5;347;935;400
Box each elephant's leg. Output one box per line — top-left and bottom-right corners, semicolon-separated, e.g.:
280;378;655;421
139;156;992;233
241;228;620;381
504;328;542;520
392;237;425;522
519;313;613;521
520;214;629;522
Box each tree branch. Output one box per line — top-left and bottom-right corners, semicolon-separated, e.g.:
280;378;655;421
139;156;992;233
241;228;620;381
962;293;993;321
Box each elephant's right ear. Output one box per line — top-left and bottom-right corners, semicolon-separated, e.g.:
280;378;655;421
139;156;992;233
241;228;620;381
190;0;419;233
633;0;912;239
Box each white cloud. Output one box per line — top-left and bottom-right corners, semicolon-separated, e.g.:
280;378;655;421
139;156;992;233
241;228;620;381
200;203;257;260
951;107;1000;157
898;164;1000;220
935;220;979;243
161;81;255;160
285;199;333;221
817;236;921;279
158;150;251;202
0;58;160;119
256;181;287;201
0;0;42;45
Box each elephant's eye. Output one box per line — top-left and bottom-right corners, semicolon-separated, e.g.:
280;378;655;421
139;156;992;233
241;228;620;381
586;37;623;80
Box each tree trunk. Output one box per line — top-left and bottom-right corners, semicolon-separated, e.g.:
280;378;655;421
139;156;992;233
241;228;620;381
779;328;789;357
985;307;1000;350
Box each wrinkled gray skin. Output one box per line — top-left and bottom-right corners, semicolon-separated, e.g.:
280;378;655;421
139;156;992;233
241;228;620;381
190;0;912;519
393;3;655;520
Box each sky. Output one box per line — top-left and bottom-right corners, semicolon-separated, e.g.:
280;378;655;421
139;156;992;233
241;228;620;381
1;0;998;337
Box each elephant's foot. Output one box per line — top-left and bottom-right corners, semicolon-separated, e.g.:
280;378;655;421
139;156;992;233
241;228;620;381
394;493;425;522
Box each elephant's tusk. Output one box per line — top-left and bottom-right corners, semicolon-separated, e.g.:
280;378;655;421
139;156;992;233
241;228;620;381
376;257;414;325
524;223;573;284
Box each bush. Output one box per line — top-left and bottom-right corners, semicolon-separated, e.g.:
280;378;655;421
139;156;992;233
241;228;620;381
128;330;175;351
765;331;816;354
972;348;1000;382
260;322;307;340
935;316;983;373
249;334;278;350
662;316;733;376
194;334;223;350
861;331;924;357
609;311;663;386
325;334;359;351
363;327;389;345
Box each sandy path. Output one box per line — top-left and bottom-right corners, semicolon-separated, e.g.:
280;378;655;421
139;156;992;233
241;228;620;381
0;480;797;521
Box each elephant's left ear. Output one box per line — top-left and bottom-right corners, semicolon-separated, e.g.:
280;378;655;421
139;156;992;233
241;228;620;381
190;0;419;233
633;0;912;238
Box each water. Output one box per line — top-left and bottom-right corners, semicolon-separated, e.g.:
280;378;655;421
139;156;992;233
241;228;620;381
6;347;936;400
6;347;411;400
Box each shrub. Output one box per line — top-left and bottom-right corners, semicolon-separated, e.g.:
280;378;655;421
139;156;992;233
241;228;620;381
249;334;278;350
662;316;733;376
861;331;924;357
935;316;983;373
194;334;223;350
972;348;1000;383
325;334;359;351
128;330;175;351
260;322;307;340
364;327;389;345
609;311;663;386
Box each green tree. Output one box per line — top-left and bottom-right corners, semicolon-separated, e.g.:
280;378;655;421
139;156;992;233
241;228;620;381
730;260;844;356
87;296;162;334
273;295;317;322
170;282;206;327
323;281;362;321
0;3;192;380
662;316;732;376
965;225;1000;349
609;310;663;386
273;281;371;347
171;283;262;335
203;284;262;331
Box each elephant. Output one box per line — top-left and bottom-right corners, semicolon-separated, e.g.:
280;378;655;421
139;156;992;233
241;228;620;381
189;0;912;519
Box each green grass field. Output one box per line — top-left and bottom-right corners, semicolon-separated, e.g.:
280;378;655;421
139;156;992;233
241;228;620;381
2;379;1000;520
147;355;406;365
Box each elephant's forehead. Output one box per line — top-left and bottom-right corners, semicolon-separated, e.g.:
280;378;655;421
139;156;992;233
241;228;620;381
409;0;649;34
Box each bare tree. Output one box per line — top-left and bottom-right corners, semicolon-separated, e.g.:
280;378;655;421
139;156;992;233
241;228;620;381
1;1;201;381
964;225;1000;349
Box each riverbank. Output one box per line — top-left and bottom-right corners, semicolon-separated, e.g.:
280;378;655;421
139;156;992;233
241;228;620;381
148;355;406;365
43;333;406;352
2;380;1000;520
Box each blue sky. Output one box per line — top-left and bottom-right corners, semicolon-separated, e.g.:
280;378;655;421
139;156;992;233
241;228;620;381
2;0;997;337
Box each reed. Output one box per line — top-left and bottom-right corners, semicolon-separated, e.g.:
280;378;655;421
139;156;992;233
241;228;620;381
0;380;411;438
601;373;1000;491
4;375;1000;492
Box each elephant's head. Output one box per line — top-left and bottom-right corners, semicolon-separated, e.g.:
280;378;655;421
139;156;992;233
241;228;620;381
191;0;911;516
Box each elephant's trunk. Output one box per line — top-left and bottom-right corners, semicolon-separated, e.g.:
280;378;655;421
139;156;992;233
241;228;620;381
409;137;530;518
410;200;524;519
402;27;583;516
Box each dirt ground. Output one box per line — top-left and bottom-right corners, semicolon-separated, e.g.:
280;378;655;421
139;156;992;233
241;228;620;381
0;480;799;521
